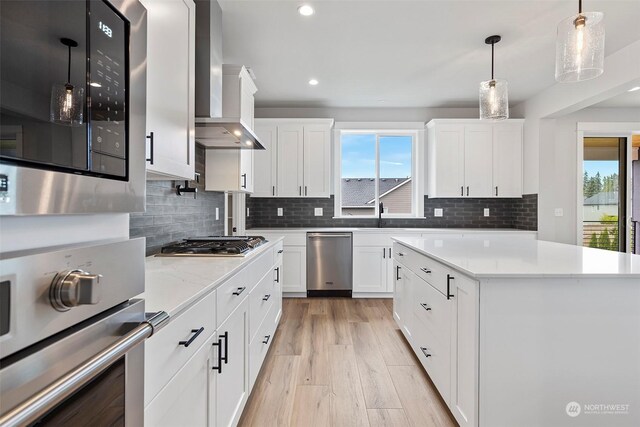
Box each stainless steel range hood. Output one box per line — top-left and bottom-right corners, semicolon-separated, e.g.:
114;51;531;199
194;0;264;150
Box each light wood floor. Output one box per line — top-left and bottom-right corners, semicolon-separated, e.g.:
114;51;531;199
238;298;457;427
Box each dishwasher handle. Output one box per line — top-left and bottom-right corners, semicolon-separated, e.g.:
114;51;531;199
307;233;352;238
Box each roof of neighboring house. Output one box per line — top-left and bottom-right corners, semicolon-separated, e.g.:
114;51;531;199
341;178;410;207
584;191;619;206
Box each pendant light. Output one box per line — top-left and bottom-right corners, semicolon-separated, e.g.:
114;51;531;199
479;35;508;121
555;0;605;83
50;38;84;126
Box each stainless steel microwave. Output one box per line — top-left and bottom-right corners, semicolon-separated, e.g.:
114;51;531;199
0;0;147;215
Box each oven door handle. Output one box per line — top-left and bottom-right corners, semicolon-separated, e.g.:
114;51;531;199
0;311;170;427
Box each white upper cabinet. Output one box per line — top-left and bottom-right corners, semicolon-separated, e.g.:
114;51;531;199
253;119;334;198
492;123;523;198
143;0;195;181
222;65;257;132
205;149;254;193
427;119;523;198
252;124;277;197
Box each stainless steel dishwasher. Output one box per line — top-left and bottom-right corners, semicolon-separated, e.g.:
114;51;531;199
307;232;353;297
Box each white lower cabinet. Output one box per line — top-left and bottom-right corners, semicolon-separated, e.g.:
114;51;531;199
215;298;249;427
393;243;479;427
145;245;283;427
281;245;306;293
145;334;214;427
353;246;388;293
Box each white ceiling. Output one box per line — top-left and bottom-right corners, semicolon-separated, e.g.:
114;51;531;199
590;89;640;108
220;0;640;109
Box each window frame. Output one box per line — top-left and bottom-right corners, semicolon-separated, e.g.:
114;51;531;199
333;123;425;219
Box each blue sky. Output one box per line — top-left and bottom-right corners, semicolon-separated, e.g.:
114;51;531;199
584;160;618;177
341;134;412;178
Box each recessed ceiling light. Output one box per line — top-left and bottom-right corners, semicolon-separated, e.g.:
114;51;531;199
245;140;253;146
308;79;319;86
233;130;242;137
629;86;640;92
298;5;314;16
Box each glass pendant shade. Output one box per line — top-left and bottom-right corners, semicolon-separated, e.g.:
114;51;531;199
50;83;84;126
479;79;509;120
555;11;605;82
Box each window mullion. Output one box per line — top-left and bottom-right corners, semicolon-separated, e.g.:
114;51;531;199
376;133;380;216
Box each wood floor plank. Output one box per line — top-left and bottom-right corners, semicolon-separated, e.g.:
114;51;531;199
367;409;411;427
308;298;329;315
272;302;309;355
344;298;369;322
388;365;457;427
297;314;330;385
328;344;370;427
324;299;352;345
239;355;301;427
363;306;416;366
349;322;402;409
289;385;331;427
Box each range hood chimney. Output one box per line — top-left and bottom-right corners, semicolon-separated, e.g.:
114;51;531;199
194;0;264;150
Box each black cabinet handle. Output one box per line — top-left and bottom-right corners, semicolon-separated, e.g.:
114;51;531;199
146;132;154;165
420;267;431;274
388;248;391;258
241;173;247;189
466;186;469;197
446;274;454;300
420;347;432;358
299;186;302;196
212;338;222;373
272;186;275;196
277;249;284;254
262;335;271;345
495;186;499;197
420;303;431;311
232;287;246;296
305;186;308;196
274;267;280;283
398;252;404;257
178;327;204;347
220;331;228;364
396;265;401;281
263;294;271;301
461;186;464;196
383;248;386;259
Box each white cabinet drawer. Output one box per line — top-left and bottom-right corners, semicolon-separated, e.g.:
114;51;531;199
395;243;451;297
249;301;279;390
412;321;451;404
217;269;249;326
145;290;216;406
412;276;451;354
249;270;276;342
247;248;274;293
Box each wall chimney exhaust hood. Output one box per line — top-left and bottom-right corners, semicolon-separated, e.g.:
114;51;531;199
194;0;264;150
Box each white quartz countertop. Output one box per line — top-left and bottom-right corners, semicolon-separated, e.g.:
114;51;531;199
393;236;640;278
250;227;536;234
139;238;283;316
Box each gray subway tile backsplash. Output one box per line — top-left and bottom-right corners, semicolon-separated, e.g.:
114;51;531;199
130;145;225;255
246;194;537;230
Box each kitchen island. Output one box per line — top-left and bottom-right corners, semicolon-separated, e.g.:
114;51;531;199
392;236;640;427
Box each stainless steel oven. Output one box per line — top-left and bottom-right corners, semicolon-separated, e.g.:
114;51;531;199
0;0;147;215
0;239;168;426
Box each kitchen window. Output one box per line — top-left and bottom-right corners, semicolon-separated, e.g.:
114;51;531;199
335;127;423;218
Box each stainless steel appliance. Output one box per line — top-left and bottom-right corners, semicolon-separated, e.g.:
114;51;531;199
159;235;267;257
307;232;353;297
0;239;168;426
0;0;147;215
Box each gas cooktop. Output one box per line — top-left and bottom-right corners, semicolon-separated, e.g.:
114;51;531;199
158;236;267;257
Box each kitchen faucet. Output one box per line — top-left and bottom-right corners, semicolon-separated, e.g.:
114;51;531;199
378;202;384;228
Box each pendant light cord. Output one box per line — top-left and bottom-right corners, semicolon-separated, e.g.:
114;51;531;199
66;44;71;85
578;0;582;14
491;42;495;80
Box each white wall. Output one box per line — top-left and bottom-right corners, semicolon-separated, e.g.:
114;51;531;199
0;214;130;253
537;108;639;244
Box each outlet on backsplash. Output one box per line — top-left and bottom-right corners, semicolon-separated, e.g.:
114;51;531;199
434;208;443;217
277;208;283;216
314;208;323;216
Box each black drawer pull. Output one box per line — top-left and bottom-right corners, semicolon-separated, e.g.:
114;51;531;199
212;338;222;373
241;173;247;189
220;331;229;364
179;327;204;347
277;249;284;254
232;287;246;296
263;294;271;301
398;252;405;257
396;265;401;280
383;247;386;259
146;132;154;164
420;267;431;274
262;335;271;345
446;274;454;300
275;267;280;283
420;303;431;311
420;347;432;358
